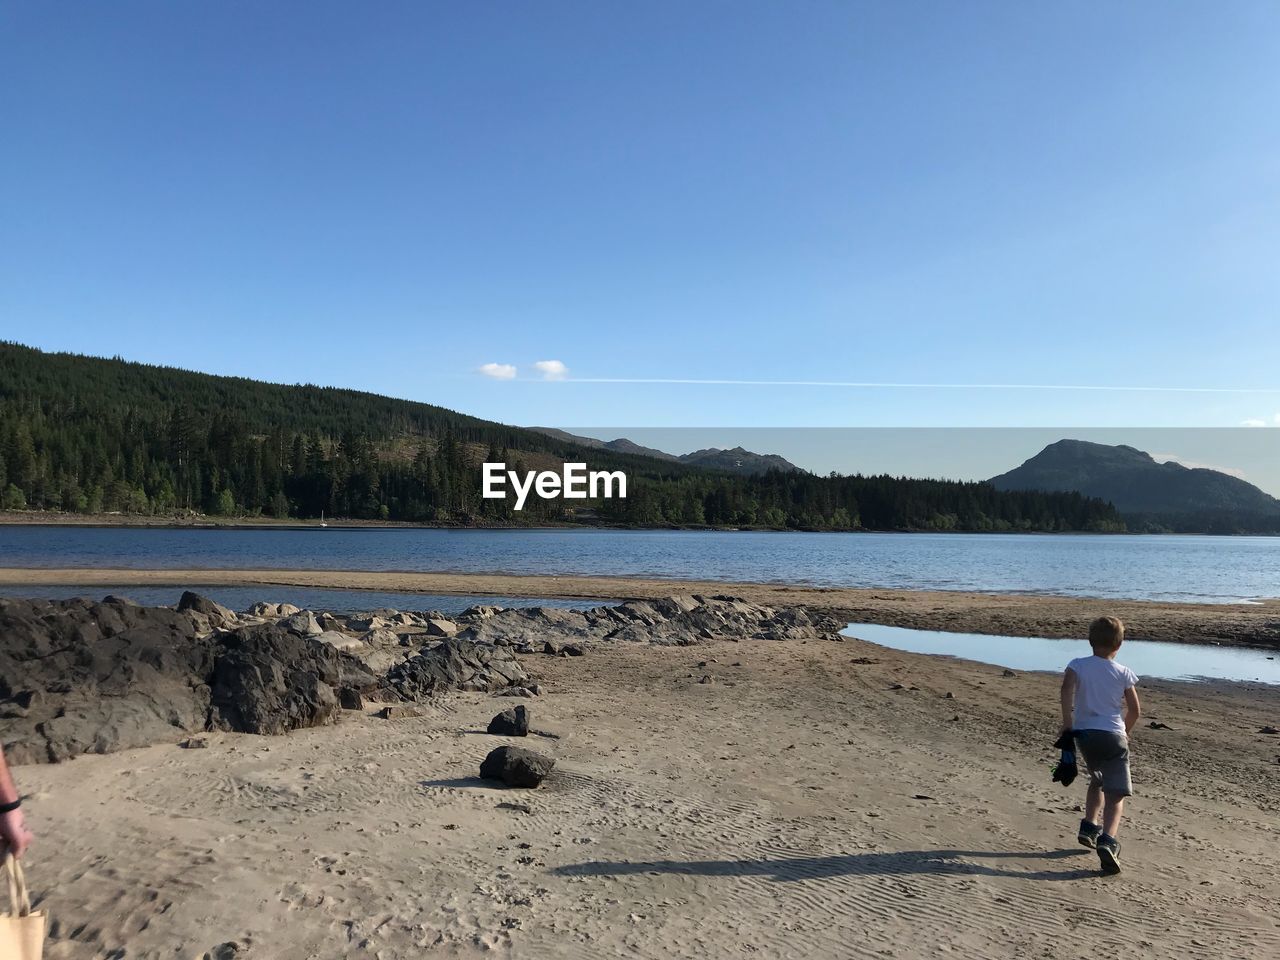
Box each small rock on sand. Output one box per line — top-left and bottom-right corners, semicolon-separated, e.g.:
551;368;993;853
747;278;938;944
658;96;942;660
480;745;555;787
488;705;530;737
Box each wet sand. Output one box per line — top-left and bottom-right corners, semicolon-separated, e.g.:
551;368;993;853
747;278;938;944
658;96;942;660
3;566;1278;648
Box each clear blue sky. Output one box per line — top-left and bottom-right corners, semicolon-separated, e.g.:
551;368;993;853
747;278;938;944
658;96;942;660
3;1;1280;434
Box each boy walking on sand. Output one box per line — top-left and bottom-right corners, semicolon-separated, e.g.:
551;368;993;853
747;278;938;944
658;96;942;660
1060;616;1140;875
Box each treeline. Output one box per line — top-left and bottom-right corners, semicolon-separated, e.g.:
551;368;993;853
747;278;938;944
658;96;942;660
1125;511;1280;536
602;471;1124;532
0;342;1125;532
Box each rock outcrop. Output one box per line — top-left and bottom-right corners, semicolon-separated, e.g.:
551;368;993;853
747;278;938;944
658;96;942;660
0;596;215;763
380;639;528;700
207;623;375;736
455;595;839;651
0;597;375;763
1;591;838;764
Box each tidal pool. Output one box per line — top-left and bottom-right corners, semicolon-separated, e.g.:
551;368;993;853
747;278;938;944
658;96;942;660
841;622;1280;685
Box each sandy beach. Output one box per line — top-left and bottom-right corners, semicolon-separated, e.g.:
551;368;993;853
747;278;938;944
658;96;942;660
13;610;1280;959
3;566;1279;649
10;5;1280;958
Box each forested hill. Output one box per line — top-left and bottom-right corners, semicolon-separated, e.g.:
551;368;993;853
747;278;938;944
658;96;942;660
0;342;1123;532
0;341;686;520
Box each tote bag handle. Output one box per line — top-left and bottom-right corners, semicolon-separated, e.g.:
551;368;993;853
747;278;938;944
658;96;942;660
4;853;32;918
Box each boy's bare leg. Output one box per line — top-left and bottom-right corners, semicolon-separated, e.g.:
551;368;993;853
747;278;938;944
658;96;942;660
1102;794;1125;837
1084;782;1104;825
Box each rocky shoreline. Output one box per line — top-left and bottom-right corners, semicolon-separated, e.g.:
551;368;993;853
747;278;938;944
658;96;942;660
4;567;1278;649
0;592;839;765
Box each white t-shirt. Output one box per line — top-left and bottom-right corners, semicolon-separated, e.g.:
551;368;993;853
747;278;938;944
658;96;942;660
1068;655;1139;734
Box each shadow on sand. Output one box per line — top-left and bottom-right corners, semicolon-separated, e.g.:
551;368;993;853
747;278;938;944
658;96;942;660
553;847;1097;883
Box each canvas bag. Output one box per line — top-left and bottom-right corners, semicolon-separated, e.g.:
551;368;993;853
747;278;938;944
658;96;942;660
0;853;44;960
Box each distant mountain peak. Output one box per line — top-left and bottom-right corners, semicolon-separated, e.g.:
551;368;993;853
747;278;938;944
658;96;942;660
529;430;800;476
676;446;801;475
991;439;1280;528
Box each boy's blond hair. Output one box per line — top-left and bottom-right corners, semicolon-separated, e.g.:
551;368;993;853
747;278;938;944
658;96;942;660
1088;616;1125;652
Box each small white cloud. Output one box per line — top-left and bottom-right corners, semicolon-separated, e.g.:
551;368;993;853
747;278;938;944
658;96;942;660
534;359;569;381
1240;412;1280;427
478;362;517;380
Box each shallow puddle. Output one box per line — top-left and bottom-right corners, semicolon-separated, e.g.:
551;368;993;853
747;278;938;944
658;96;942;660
842;622;1280;685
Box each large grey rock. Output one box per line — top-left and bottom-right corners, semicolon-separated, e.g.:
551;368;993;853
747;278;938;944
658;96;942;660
177;591;236;623
0;598;376;764
380;639;528;699
279;610;323;636
177;591;239;635
426;618;458;637
480;745;554;787
314;630;365;653
316;612;348;633
0;597;214;763
208;623;374;736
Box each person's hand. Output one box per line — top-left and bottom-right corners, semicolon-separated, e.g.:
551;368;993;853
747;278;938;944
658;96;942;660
0;807;33;858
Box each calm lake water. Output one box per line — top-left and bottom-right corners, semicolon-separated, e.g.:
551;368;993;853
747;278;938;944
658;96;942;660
0;584;605;616
1;527;1277;604
842;622;1280;685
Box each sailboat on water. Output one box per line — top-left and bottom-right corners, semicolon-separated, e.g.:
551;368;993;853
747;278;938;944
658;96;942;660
320;510;328;528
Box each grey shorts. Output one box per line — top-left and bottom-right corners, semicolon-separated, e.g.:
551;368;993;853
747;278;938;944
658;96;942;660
1074;730;1132;797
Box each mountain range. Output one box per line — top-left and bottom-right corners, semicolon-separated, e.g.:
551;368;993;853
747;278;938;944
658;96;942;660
530;429;800;476
990;439;1280;533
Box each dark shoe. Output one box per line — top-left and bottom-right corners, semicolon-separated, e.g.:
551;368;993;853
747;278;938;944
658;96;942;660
1077;820;1101;848
1097;835;1122;875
